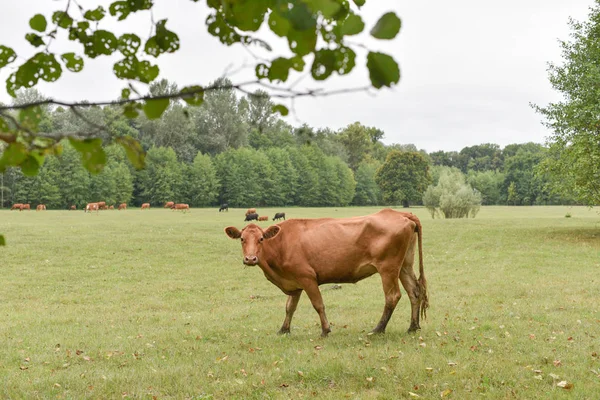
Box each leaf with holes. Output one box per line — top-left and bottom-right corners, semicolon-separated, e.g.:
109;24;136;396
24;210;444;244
26;33;45;48
136;60;159;83
341;14;364;36
287;27;318;56
121;87;131;99
143;98;170;120
180;85;204;106
145;20;180;57
0;45;17;68
68;138;106;174
286;2;316;31
118;33;141;57
84;30;118;58
311;49;336;80
19;105;43;132
304;0;341;19
222;0;268;32
84;6;106;21
268;10;290;37
334;46;356;75
367;51;400;89
272;104;289;116
61;53;84;72
116;136;145;169
109;1;131;20
370;12;401;40
52;11;73;29
29;14;47;32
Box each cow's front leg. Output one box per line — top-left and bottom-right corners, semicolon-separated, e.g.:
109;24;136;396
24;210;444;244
278;290;302;335
300;279;331;337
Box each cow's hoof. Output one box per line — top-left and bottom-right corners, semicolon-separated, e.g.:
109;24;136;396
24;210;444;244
407;325;421;333
277;328;290;335
320;329;331;338
370;328;385;335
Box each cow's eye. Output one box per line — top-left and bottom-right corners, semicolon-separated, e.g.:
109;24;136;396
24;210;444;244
240;238;244;242
259;237;264;242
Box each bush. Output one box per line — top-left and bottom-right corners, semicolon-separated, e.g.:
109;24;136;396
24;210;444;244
423;167;482;218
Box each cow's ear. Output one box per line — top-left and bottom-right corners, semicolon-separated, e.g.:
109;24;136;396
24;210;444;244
224;226;241;239
263;225;281;240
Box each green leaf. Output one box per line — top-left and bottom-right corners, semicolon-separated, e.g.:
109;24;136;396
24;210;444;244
121;87;131;99
0;234;5;246
109;1;132;20
370;12;401;40
21;154;44;176
0;142;28;168
223;0;268;32
272;104;289;116
116;136;145;169
143;98;170;120
341;14;364;36
118;33;141;56
83;30;118;58
137;60;159;83
123;102;141;118
29;14;47;32
10;53;63;95
52;11;73;29
0;45;17;68
84;6;106;21
304;0;341;18
26;33;45;48
311;49;336;80
180;85;204;106
286;2;316;31
61;52;84;72
353;0;365;7
144;20;180;57
19;105;43;132
367;51;400;89
268;10;290;37
68;138;106;174
269;57;292;82
287;27;318;56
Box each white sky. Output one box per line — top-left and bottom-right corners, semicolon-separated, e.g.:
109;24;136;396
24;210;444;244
0;0;595;153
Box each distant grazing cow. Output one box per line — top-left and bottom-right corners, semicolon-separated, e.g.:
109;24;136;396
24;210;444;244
245;208;257;216
36;204;46;211
258;216;268;221
70;205;76;211
11;203;23;211
164;201;174;209
97;201;106;209
22;204;30;211
172;203;190;212
109;205;114;210
141;203;150;210
225;209;428;337
100;205;108;210
118;203;127;210
273;212;286;221
244;212;259;222
85;202;99;213
219;203;229;212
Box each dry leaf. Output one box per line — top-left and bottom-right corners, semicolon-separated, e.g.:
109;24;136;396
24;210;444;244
19;366;28;370
549;373;560;380
556;381;573;389
76;350;84;355
54;383;61;388
419;342;426;348
297;371;304;377
440;388;452;397
279;383;289;388
447;362;457;367
533;375;543;380
366;377;374;382
426;367;433;372
83;356;91;361
529;334;536;340
567;337;573;341
436;331;442;337
314;345;323;350
533;370;542;374
553;360;562;367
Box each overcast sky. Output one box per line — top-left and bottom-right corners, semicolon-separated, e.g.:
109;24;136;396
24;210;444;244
0;0;595;153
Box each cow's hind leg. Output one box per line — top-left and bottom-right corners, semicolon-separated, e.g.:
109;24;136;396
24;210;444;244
278;290;302;335
400;234;421;332
372;269;402;334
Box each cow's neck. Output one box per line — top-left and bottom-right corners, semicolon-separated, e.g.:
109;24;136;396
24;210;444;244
257;244;288;292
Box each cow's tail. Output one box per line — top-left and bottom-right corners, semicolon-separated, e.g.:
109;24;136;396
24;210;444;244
406;213;428;320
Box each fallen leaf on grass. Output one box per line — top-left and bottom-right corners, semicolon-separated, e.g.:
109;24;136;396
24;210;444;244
54;383;61;388
76;350;84;355
553;360;562;367
440;388;452;397
24;357;30;362
19;366;28;370
279;383;289;388
297;371;304;377
408;392;420;397
533;370;542;374
556;381;573;389
314;345;323;350
366;377;374;382
447;362;457;367
83;356;92;361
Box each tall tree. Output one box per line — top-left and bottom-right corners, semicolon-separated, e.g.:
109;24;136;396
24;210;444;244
375;151;431;207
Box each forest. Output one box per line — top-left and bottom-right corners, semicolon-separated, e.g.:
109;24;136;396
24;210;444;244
0;79;576;210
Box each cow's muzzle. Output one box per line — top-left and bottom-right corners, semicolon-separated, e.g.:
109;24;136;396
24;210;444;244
243;255;258;266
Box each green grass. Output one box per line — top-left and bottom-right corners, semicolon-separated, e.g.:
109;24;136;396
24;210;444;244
1;206;599;399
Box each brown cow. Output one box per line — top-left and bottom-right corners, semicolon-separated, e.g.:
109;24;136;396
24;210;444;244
36;204;46;211
141;203;150;210
245;208;257;216
70;205;76;211
22;204;30;211
97;201;106;209
109;205;114;210
171;203;190;212
11;203;23;211
118;203;127;210
164;201;174;208
225;209;428;337
258;216;268;221
85;202;99;213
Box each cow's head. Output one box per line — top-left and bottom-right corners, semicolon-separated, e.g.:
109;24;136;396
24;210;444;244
225;223;281;266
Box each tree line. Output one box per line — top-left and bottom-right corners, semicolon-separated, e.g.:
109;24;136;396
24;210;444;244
0;81;579;210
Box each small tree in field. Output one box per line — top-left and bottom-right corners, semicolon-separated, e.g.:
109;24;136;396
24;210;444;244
423;167;482;218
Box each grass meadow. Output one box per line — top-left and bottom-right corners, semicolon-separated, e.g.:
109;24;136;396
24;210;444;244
1;205;599;399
